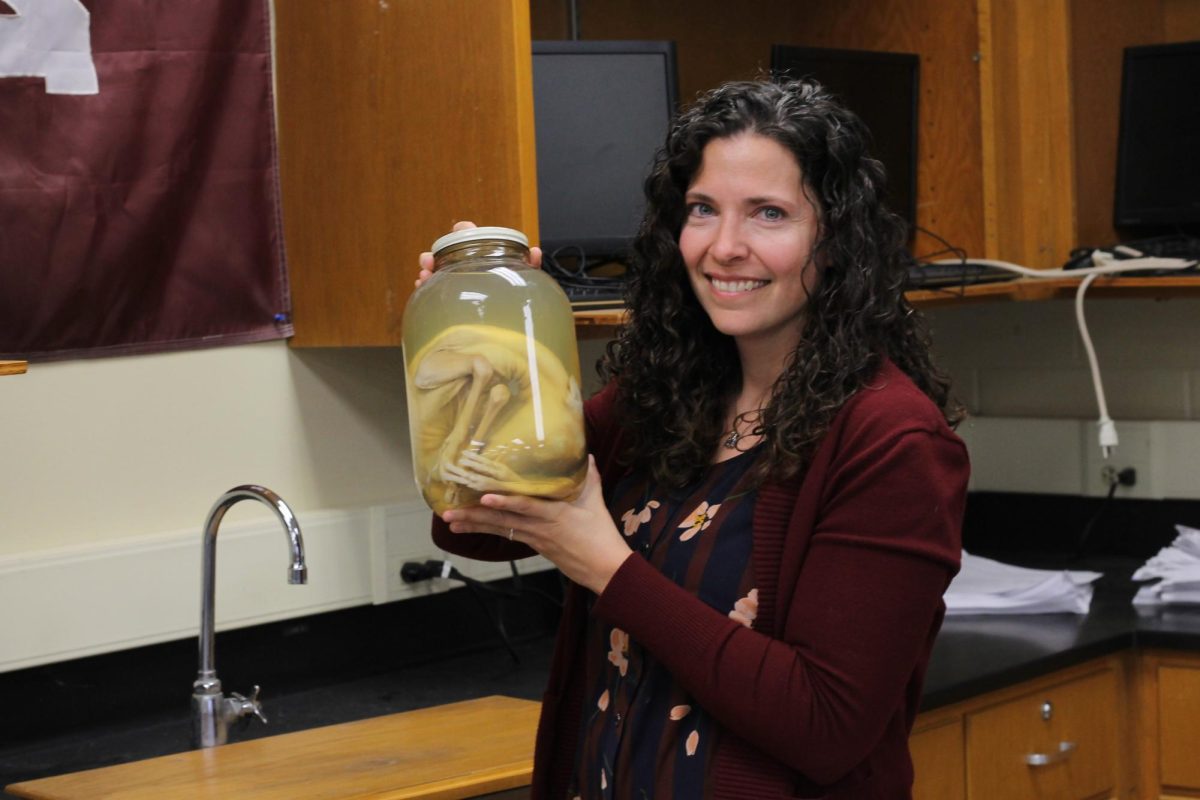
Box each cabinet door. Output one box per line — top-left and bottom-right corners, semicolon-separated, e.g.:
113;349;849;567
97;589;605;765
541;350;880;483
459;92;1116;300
1157;663;1200;793
910;717;965;800
275;0;539;347
964;667;1120;800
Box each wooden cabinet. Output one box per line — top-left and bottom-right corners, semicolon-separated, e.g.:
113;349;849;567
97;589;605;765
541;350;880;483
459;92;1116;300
794;0;1077;269
274;0;539;347
273;2;1200;346
1132;649;1200;799
964;666;1123;799
910;708;966;800
911;655;1132;800
533;0;1200;270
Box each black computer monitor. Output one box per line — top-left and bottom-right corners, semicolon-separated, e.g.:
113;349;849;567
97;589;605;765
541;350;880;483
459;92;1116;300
770;45;919;233
531;40;678;261
1114;40;1200;229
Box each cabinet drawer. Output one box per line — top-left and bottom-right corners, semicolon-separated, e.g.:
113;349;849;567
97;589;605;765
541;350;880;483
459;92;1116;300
964;667;1120;800
1158;664;1200;791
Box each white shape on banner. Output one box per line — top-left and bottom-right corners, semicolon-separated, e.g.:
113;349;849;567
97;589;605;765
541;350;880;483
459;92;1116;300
0;0;98;95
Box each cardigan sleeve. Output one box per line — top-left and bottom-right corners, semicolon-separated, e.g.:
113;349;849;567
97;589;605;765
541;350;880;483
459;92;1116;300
591;418;967;785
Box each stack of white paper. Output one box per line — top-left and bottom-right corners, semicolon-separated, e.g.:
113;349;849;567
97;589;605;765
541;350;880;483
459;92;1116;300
1133;524;1200;607
944;551;1102;615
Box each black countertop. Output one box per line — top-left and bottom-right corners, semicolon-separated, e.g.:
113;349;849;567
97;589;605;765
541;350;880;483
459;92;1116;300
922;555;1200;710
5;556;1200;796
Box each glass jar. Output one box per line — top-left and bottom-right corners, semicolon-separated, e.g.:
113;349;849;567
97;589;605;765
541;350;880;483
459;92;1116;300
402;227;587;514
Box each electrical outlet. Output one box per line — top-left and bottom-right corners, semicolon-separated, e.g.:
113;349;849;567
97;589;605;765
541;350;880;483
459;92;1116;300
1083;421;1161;499
1099;465;1137;488
367;501;554;604
1099;465;1119;487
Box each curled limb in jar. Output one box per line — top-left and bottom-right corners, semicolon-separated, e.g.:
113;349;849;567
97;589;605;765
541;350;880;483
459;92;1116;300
409;324;586;512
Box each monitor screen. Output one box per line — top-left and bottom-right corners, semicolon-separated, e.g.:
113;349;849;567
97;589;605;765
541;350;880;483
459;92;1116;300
531;40;678;260
770;45;919;232
1114;40;1200;228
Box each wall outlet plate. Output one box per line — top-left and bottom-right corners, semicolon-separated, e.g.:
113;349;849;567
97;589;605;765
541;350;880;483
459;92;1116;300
1083;421;1161;499
367;501;553;604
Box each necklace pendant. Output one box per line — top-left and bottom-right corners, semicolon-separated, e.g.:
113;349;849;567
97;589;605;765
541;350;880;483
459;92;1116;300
723;430;740;449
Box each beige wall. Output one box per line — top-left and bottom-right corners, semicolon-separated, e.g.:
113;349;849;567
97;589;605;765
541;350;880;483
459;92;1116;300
2;296;1197;557
0;342;414;555
927;296;1200;502
928;297;1200;421
1;298;1197;670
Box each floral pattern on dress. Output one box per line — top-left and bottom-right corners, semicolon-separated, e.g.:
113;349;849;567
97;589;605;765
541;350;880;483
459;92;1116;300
728;588;759;628
678;501;720;542
619;500;660;536
571;446;760;799
607;628;629;676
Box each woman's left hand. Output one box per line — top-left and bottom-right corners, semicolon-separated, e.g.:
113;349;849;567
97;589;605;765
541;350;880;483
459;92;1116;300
441;456;632;595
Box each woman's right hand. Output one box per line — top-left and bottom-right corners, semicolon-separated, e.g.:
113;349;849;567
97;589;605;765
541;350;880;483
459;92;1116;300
415;220;544;289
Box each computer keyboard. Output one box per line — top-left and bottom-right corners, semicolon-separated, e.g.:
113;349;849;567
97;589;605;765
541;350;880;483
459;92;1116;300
561;282;626;309
905;261;1020;289
544;254;628;306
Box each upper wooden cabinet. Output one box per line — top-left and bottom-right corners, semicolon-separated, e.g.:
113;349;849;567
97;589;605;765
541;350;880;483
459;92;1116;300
532;0;1199;272
274;0;539;347
275;1;1199;346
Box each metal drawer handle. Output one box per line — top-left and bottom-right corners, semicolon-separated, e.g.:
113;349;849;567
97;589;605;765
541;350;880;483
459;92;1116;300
1024;741;1077;766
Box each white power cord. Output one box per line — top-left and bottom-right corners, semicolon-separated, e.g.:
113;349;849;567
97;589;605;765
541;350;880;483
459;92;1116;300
933;250;1198;458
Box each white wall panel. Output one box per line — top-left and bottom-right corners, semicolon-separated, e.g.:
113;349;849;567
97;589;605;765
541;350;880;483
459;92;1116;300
957;417;1086;495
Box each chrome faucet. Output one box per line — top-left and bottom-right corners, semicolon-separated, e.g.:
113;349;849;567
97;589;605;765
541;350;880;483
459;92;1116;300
191;485;307;748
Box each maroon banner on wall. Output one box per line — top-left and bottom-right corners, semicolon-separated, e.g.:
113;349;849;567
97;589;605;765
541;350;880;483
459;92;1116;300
0;0;292;361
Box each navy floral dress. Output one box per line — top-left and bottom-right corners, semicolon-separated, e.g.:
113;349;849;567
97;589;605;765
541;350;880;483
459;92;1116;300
568;449;761;799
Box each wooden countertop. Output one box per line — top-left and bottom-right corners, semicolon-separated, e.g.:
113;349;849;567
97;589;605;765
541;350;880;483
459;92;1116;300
6;695;540;800
0;360;27;376
573;274;1200;335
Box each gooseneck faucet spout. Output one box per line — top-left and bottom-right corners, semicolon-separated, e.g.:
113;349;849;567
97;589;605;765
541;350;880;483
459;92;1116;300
192;485;307;748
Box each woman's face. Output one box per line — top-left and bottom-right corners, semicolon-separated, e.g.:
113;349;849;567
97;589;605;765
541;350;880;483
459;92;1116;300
679;132;822;358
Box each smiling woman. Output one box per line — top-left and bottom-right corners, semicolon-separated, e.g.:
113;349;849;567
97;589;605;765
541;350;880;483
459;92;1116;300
430;79;968;800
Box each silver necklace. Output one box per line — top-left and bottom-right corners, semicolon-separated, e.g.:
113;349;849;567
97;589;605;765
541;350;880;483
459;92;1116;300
724;407;763;450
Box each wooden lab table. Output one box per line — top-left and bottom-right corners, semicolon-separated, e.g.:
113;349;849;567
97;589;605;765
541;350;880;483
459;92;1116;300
6;696;540;800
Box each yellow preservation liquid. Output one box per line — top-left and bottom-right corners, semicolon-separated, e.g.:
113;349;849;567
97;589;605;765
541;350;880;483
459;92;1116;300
402;228;587;514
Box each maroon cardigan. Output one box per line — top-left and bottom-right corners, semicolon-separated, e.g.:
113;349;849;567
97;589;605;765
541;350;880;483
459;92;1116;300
432;359;968;799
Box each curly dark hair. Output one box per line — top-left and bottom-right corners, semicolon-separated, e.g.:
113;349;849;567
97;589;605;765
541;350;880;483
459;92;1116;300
600;78;963;488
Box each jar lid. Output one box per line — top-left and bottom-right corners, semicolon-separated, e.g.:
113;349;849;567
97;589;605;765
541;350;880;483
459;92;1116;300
431;226;529;255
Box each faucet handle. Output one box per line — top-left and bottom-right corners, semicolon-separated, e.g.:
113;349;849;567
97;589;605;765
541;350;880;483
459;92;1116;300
229;685;269;726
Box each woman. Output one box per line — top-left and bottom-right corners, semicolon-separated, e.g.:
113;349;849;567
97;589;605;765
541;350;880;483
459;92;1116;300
422;79;968;799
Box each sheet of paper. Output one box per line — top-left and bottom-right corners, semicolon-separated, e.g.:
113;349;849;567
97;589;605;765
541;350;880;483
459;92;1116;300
944;551;1101;615
1133;525;1200;607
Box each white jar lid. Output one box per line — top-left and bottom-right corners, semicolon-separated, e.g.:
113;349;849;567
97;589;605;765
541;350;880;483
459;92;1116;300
431;226;529;255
